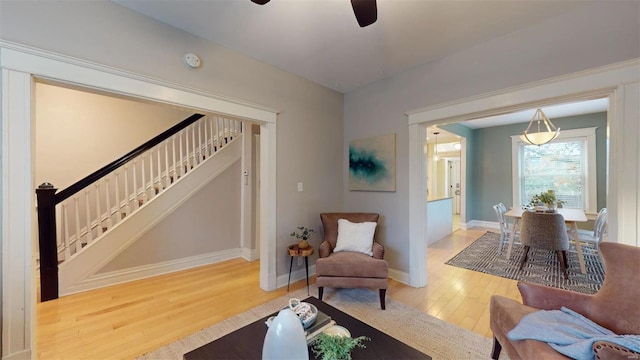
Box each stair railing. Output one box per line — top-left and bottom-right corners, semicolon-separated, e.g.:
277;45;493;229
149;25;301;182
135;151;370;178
36;114;243;301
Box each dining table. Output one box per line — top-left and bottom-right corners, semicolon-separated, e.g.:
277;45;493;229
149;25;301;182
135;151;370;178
504;207;588;274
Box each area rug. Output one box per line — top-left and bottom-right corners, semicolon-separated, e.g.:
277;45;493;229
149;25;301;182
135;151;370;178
137;285;498;360
446;232;604;294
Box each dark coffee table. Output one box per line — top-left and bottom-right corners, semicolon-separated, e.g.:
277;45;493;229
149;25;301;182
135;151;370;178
184;296;431;359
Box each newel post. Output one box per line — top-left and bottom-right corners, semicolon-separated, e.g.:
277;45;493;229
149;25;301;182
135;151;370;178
36;182;59;301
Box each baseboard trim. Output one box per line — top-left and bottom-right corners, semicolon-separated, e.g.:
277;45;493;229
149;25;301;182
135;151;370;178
276;265;316;290
467;220;500;229
61;249;242;296
388;268;410;285
241;247;259;261
3;349;31;360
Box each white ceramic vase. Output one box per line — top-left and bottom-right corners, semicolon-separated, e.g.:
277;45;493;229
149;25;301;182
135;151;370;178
262;308;309;360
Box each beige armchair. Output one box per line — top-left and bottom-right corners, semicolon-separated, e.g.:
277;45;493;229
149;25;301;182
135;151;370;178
490;242;640;359
315;213;389;309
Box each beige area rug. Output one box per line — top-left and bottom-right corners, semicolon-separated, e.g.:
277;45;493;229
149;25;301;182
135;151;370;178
137;285;498;360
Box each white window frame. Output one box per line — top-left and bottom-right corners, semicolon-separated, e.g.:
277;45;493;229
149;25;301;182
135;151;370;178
511;127;598;214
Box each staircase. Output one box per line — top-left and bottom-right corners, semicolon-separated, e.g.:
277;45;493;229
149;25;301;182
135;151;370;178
36;114;243;299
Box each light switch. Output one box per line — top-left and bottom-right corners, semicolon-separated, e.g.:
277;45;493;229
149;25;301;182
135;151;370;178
297;182;303;192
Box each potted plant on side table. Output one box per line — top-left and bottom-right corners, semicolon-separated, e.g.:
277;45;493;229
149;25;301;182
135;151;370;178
290;226;316;249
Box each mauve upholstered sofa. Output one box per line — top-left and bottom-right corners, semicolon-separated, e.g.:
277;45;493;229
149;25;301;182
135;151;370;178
490;242;640;359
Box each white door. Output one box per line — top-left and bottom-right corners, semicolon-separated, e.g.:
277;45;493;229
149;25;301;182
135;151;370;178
448;159;461;214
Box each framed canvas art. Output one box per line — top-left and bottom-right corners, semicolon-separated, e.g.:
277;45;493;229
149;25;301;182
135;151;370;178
349;133;396;191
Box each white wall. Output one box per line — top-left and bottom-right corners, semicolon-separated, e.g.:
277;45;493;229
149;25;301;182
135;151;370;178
0;1;344;277
35;82;191;190
343;1;640;274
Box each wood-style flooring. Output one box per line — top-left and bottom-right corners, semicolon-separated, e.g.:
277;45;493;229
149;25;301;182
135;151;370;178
36;227;521;359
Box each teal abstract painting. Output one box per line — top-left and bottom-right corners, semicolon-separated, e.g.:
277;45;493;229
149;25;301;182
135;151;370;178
349;134;396;191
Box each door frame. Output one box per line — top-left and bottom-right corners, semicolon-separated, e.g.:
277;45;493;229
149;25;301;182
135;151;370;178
406;59;640;288
1;41;279;359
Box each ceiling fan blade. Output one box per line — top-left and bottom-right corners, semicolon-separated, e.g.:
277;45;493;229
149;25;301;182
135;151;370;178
350;0;377;27
251;0;270;5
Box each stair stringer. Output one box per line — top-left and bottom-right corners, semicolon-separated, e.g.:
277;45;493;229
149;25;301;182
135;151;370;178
58;137;242;296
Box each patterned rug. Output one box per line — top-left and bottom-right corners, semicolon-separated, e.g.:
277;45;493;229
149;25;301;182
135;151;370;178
445;232;604;294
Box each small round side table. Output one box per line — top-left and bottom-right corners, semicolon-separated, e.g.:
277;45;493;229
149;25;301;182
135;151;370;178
287;244;314;295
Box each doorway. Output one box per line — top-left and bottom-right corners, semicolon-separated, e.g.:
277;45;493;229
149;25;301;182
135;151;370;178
1;44;279;356
407;62;639;288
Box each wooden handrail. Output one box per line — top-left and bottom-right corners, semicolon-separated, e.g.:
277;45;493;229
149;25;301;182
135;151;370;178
55;113;204;204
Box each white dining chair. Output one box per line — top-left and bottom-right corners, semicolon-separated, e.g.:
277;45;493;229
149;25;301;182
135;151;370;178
493;204;516;255
569;208;607;263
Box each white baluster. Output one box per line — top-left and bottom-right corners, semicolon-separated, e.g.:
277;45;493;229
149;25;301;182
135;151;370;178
73;197;82;253
133;159;140;209
185;127;190;173
114;172;121;224
84;190;93;244
214;117;221;150
141;155;148;202
105;178;113;228
164;141;170;188
204;117;210;157
157;146;162;192
172;135;177;183
191;123;197;167
149;150;155;198
179;132;184;177
224;118;230;143
198;119;203;161
62;203;71;259
124;165;131;215
95;182;103;235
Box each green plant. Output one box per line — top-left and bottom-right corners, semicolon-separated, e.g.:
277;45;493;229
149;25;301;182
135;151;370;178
528;190;564;207
311;333;370;360
290;226;316;240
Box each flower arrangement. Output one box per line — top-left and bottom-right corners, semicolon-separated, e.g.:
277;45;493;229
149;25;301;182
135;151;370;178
290;226;316;240
528;190;564;209
311;333;370;360
290;226;316;249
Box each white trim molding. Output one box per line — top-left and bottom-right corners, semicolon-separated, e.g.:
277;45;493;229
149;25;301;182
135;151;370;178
388;268;410;285
1;41;279;359
407;59;640;289
63;249;244;296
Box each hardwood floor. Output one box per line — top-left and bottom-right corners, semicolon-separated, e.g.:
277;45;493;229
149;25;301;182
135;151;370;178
36;227;521;359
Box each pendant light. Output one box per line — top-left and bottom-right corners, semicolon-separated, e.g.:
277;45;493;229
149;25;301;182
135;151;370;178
520;108;560;146
433;132;439;160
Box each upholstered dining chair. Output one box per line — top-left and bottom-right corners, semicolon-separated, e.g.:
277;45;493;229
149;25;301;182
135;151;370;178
519;211;570;279
315;213;389;309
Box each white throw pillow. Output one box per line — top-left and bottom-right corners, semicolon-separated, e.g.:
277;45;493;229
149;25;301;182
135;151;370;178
334;219;377;256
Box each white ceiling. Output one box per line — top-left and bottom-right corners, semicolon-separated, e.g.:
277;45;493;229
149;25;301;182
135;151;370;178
113;0;592;93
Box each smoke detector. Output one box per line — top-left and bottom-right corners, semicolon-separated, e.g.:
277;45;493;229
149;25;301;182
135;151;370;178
183;53;201;69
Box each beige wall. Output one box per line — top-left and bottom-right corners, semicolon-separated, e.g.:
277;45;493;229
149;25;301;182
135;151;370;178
35;82;191;190
98;160;242;272
1;1;344;278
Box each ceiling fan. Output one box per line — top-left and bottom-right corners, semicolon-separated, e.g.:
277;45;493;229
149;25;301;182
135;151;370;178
250;0;377;28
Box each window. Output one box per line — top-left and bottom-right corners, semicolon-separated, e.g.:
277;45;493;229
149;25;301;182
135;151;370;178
512;127;597;213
